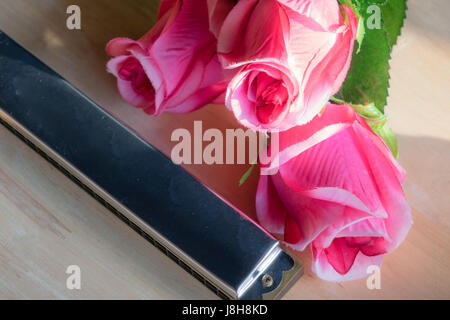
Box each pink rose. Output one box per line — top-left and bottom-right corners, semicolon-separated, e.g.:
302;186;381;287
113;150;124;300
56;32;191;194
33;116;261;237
209;0;357;131
106;0;227;115
256;104;412;281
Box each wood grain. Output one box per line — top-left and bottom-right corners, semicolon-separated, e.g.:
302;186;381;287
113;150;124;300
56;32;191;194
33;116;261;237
0;0;449;299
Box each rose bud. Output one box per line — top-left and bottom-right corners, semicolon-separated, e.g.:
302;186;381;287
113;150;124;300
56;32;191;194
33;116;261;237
256;104;412;281
107;0;227;115
210;0;357;131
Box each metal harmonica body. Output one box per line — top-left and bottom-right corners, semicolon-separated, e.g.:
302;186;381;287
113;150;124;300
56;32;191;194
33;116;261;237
0;31;302;300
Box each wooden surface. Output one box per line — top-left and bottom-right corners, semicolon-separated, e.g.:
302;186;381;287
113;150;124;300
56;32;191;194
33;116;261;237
0;0;449;299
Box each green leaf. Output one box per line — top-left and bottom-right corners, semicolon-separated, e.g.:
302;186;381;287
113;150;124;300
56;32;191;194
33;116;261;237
336;0;407;113
336;25;391;111
372;124;399;158
381;0;408;48
239;164;256;187
355;17;366;53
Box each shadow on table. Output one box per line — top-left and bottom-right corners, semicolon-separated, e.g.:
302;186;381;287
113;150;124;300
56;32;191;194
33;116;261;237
396;134;450;229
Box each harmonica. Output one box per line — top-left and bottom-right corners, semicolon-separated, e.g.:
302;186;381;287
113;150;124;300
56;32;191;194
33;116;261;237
0;31;302;300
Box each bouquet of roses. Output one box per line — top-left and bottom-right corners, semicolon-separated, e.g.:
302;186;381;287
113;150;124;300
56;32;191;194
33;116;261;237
106;0;412;281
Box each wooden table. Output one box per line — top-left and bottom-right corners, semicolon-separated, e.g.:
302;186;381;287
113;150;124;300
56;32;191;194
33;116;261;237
0;0;448;299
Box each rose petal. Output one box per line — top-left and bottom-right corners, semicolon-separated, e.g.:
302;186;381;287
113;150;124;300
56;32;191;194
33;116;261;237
353;122;413;253
299;5;357;124
360;237;388;256
324;237;360;275
279;0;341;31
255;175;288;234
207;0;236;38
117;78;155;111
151;0;216;97
313;244;384;281
279;126;386;216
218;0;289;68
